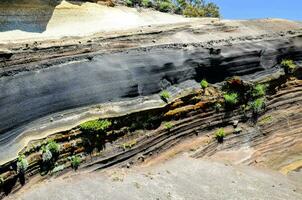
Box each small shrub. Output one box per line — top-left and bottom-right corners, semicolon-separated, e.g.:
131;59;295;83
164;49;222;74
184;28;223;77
215;128;225;143
252;84;267;98
46;140;60;155
157;1;174;12
164;122;174;130
281;59;296;74
160;90;170;102
142;0;152;7
71;156;81;170
80;119;111;133
224;93;239;105
42;149;53;162
250;98;265;114
203;2;220;18
183;5;205;17
183;2;219;17
125;0;134;6
17;155;28;174
200;79;209;89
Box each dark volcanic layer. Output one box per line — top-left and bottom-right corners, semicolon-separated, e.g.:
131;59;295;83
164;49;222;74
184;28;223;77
1;36;302;144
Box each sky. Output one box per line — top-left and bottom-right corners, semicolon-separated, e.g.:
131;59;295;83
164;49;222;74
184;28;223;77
210;0;302;21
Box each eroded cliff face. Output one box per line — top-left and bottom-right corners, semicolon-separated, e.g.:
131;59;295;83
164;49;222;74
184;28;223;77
0;2;302;199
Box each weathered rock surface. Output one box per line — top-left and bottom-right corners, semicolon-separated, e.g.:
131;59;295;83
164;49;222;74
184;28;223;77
4;155;302;200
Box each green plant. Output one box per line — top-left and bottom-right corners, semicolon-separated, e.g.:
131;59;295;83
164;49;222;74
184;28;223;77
223;93;239;105
122;140;137;150
252;84;267;98
281;59;296;74
250;98;265;114
17;155;28;174
80;119;112;133
200;79;209;89
125;0;134;6
215;128;225;143
164;122;174;130
160;90;170;102
203;2;220;17
42;148;53;162
142;0;152;7
258;115;273;125
182;1;219;17
71;156;81;170
46;140;60;155
157;0;174;12
183;5;205;17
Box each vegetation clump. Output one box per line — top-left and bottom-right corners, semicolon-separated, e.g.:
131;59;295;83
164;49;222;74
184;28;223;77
122;140;137;150
250;98;265;114
223;93;239;106
200;79;209;89
42;147;53;163
281;59;296;74
70;156;81;170
258;115;273;125
252;84;267;98
46;140;60;155
160;90;170;102
182;1;219;17
157;0;174;12
142;0;153;7
17;155;28;175
124;0;220;18
215;128;225;143
41;140;60;163
164;122;174;130
80;119;112;133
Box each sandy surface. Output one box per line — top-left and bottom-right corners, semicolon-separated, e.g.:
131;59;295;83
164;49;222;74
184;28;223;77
5;155;302;200
0;1;197;42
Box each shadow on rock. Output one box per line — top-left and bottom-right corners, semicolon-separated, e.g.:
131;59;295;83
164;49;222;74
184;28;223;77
0;0;86;33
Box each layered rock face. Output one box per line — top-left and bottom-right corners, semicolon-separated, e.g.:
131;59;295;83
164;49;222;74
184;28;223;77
0;0;61;32
0;2;302;199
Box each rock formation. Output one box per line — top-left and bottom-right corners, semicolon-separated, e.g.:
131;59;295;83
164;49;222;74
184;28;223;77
0;1;301;199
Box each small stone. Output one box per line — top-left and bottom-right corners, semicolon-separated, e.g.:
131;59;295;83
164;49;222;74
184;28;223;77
233;120;239;127
204;90;210;96
50;117;54;122
234;127;242;134
138;155;145;162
